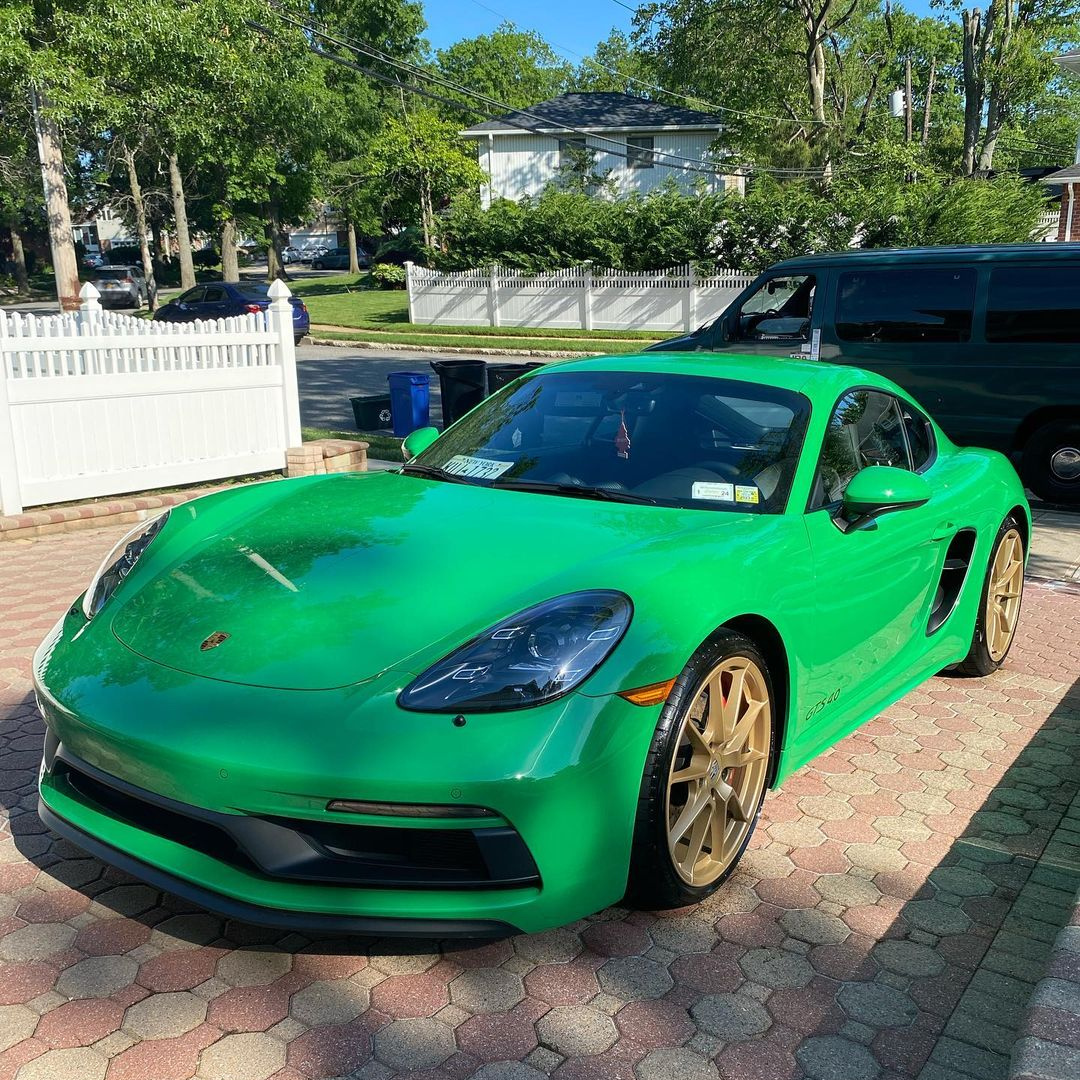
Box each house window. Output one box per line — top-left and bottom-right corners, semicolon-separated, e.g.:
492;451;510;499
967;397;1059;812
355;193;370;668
559;138;587;171
627;136;655;169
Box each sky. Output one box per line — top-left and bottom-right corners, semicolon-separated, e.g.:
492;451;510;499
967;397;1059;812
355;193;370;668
421;0;942;55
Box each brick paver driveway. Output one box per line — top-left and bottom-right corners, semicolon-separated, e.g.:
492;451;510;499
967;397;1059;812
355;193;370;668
1;524;1077;1080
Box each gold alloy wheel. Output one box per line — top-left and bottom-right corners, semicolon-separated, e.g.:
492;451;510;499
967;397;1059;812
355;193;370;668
986;528;1024;663
665;656;771;886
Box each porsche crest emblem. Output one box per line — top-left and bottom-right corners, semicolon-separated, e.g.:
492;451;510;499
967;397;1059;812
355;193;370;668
200;631;230;652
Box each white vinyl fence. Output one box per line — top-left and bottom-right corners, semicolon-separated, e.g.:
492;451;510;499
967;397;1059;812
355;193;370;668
0;281;301;515
406;262;756;333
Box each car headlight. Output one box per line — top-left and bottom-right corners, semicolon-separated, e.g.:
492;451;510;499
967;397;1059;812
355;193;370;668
399;590;632;713
82;511;170;620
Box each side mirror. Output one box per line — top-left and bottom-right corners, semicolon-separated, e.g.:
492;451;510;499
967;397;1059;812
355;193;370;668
838;466;930;533
402;426;439;459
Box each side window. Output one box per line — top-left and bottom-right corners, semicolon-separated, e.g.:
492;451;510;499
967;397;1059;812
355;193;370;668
836;269;976;343
735;274;816;343
986;265;1080;343
900;402;935;472
811;390;912;508
202;287;225;303
178;287;204;305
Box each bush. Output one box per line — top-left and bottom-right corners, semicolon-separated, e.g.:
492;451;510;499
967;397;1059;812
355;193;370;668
370;263;407;289
434;147;1046;274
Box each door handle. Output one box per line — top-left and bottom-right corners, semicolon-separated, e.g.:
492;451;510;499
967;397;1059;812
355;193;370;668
931;521;955;542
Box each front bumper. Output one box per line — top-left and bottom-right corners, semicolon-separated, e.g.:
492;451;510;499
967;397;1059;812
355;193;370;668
34;608;657;936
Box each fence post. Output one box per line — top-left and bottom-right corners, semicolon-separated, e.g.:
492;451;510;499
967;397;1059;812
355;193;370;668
0;315;23;515
685;264;697;332
78;281;102;332
581;264;593;331
405;261;416;323
268;279;302;450
487;264;501;327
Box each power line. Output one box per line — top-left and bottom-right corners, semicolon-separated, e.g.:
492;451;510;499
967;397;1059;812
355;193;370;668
264;4;835;179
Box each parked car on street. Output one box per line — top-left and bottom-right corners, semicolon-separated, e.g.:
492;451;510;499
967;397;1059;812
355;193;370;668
649;244;1080;505
281;246;304;265
310;246;368;271
34;352;1029;936
81;252;106;270
153;281;309;344
87;265;149;309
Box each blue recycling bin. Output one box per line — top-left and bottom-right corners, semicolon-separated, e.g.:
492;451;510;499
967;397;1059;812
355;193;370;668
387;371;431;437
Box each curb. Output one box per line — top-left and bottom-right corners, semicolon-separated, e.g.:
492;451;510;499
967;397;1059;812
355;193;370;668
1;485;234;543
308;335;599;359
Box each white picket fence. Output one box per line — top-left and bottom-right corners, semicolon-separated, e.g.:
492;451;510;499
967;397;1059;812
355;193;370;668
406;262;756;332
0;281;301;515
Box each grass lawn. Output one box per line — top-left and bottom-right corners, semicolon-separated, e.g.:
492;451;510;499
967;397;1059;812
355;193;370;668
290;275;673;352
303;426;404;462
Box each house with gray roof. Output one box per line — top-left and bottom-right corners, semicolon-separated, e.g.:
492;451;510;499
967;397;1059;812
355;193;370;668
460;92;742;207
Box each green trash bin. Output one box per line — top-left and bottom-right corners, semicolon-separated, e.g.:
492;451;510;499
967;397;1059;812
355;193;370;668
351;393;393;431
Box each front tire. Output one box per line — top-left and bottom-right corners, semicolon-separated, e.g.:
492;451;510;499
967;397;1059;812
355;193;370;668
627;632;773;910
1021;420;1080;505
955;516;1025;677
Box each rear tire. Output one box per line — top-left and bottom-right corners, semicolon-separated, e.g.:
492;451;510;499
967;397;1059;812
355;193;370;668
955;516;1025;677
1021;420;1080;505
626;632;774;910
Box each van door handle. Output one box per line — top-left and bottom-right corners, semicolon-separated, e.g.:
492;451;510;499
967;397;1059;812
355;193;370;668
932;521;955;542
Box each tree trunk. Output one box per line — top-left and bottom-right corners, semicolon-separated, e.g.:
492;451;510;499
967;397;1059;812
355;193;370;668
418;181;433;249
167;152;196;290
221;218;239;282
921;58;936;144
347;220;360;275
978;0;1013;175
264;204;287;281
30;87;80;311
9;226;29;295
121;144;158;310
961;8;986;177
150;219;164;263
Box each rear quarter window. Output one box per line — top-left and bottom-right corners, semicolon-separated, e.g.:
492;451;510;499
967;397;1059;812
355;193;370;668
986;265;1080;343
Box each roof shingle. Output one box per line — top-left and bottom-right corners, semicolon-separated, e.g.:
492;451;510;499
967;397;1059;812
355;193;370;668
461;92;720;135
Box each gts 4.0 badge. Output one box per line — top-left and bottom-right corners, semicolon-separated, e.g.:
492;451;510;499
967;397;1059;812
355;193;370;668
805;687;840;723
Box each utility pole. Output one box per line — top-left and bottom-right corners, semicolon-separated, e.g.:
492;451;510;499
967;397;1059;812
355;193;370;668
31;87;80;312
904;58;913;143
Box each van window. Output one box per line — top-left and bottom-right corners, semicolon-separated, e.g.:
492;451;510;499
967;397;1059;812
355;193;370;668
986;266;1080;343
734;274;816;342
836;269;976;343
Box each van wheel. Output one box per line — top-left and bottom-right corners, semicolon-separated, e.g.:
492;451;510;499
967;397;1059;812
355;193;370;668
1022;420;1080;505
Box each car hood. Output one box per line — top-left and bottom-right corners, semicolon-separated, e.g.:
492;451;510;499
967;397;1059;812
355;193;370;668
109;472;717;690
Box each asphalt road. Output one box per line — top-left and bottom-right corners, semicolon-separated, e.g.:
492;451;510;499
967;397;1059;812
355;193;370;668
295;342;537;431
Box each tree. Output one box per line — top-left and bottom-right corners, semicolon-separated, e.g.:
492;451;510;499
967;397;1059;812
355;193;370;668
435;23;575;112
359;107;485;248
574;31;655;94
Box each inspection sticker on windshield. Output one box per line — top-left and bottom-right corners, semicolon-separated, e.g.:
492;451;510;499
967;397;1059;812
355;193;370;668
735;485;760;504
442;455;514;480
692;482;734;502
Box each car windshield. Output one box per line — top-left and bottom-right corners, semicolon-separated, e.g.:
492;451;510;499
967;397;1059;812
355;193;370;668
409;370;810;513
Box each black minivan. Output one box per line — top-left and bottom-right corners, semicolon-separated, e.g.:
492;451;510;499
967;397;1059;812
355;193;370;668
649;245;1080;504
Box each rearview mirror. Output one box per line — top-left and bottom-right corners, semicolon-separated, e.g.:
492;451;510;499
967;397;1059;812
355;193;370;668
402;426;439;459
838;466;930;533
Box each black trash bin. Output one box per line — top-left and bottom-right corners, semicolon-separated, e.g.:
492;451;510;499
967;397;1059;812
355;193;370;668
351;393;393;431
485;363;531;395
430;359;487;427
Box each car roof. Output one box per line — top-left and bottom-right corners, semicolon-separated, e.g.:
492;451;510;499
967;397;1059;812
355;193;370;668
546;352;898;401
766;243;1080;272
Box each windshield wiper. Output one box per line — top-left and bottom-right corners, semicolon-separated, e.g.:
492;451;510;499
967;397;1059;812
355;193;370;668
397;463;472;484
490;479;657;505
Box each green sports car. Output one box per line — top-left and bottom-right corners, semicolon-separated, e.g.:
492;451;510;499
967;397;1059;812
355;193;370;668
33;353;1029;937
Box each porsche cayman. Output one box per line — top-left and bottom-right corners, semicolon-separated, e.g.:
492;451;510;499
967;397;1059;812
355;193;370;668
33;353;1029;936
